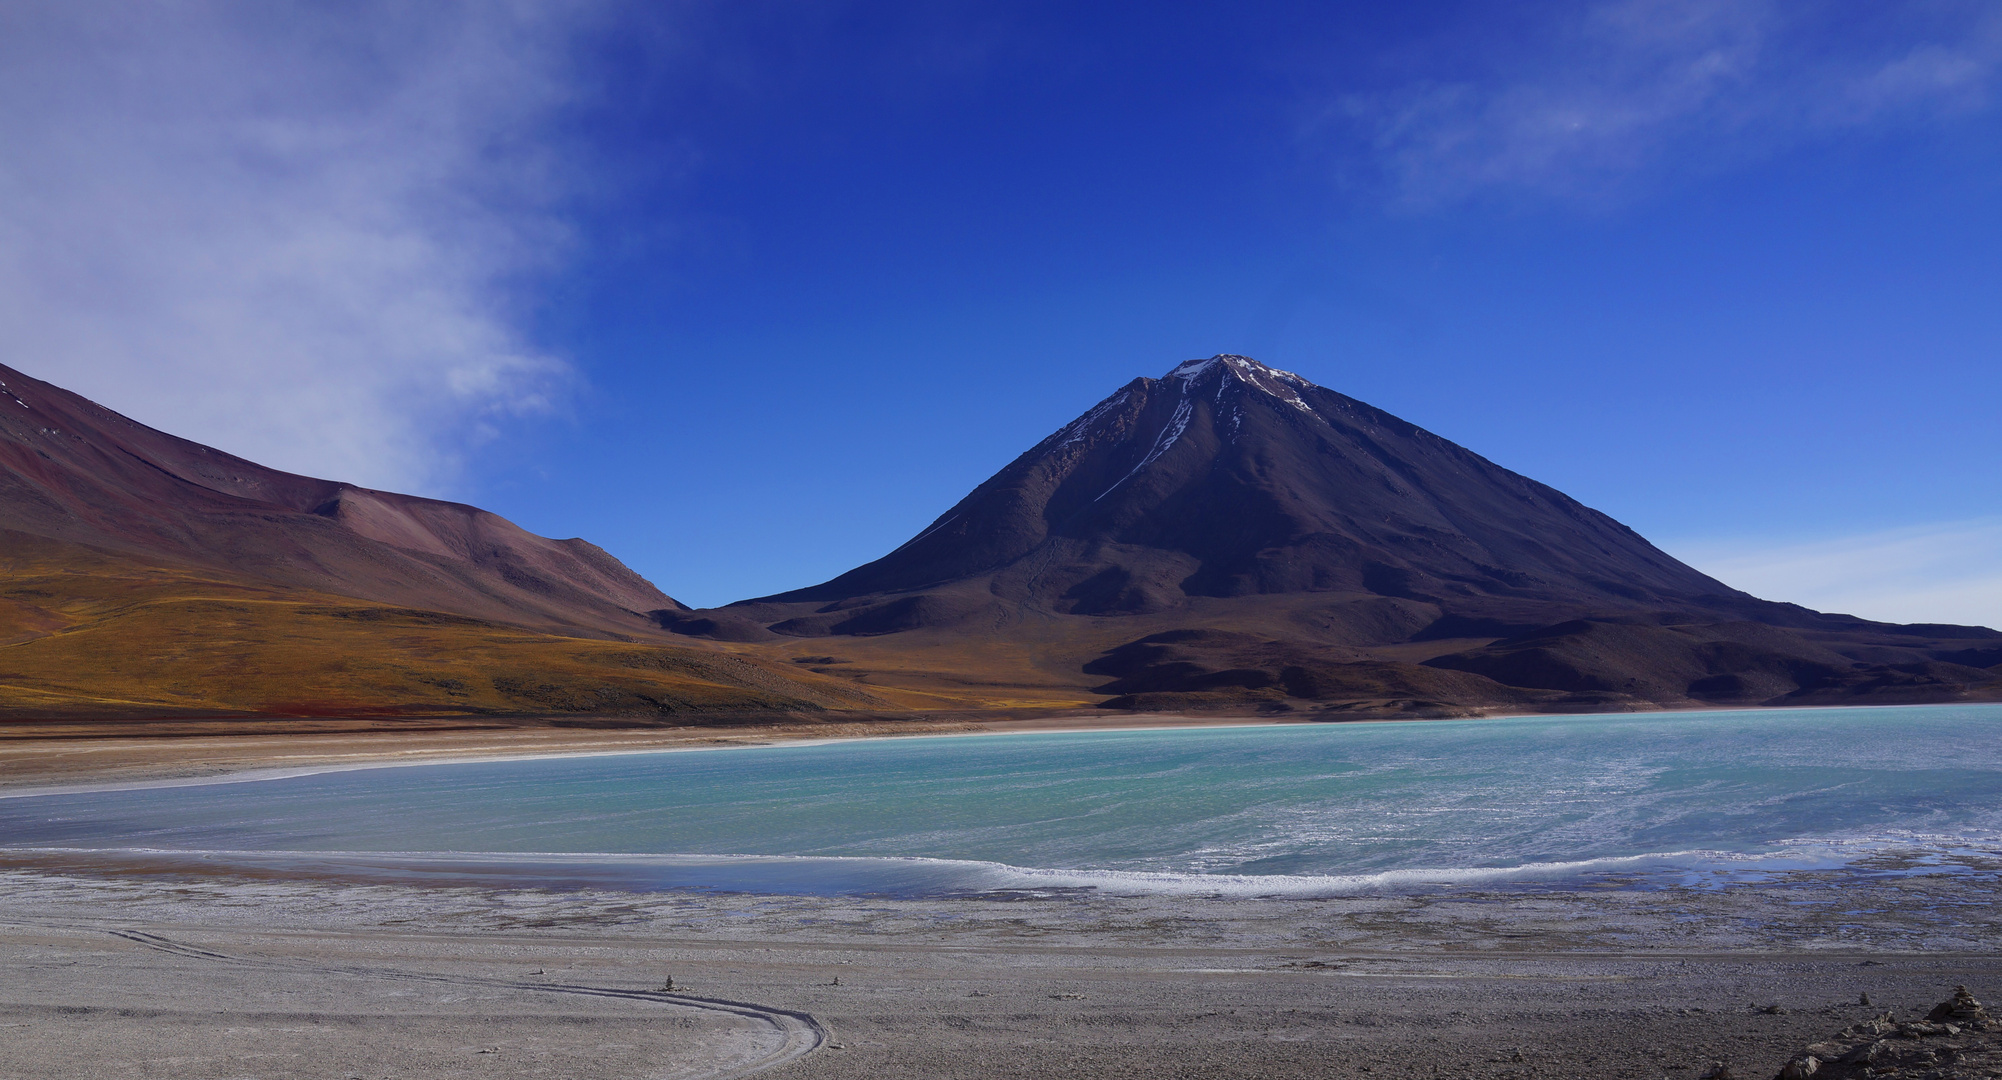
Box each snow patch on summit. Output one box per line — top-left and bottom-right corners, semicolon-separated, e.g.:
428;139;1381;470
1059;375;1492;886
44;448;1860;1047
1026;355;1333;504
1167;354;1306;384
1168;355;1317;419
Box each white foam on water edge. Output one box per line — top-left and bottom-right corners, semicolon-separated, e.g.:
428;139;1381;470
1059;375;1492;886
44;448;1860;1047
6;835;1994;900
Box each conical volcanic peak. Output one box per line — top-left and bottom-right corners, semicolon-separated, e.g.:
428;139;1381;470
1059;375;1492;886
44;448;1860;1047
704;353;1998;715
762;354;1733;613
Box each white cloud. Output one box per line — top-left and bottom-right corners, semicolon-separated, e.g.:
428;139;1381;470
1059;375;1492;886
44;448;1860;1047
0;2;609;493
1330;0;2002;206
1667;518;2002;631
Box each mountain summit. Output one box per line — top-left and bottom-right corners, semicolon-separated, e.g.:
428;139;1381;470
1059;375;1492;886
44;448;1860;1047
767;354;1732;616
702;355;1997;715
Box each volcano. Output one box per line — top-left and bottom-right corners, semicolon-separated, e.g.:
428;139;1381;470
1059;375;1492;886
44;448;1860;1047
698;356;2001;715
774;355;1735;614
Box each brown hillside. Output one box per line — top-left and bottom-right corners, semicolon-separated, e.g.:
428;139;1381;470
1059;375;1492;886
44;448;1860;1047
0;362;678;639
0;530;888;721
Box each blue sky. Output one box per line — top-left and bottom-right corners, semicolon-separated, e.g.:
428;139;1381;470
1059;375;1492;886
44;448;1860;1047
4;1;2000;623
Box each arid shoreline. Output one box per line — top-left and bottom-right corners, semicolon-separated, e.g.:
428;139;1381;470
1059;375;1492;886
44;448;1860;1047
3;861;1999;1079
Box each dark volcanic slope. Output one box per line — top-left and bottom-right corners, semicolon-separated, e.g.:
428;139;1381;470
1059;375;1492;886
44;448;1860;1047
773;355;1735;615
0;363;678;638
707;356;1999;714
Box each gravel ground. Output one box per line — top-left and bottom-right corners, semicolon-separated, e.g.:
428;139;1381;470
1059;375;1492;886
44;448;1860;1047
2;863;1999;1079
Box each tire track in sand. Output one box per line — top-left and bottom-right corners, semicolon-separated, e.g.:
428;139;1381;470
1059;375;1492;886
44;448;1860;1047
102;927;825;1079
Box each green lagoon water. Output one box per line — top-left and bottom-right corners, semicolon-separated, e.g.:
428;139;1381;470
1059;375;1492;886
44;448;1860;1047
3;704;1999;897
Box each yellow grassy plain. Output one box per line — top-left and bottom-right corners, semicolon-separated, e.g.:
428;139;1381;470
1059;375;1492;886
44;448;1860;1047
0;536;886;719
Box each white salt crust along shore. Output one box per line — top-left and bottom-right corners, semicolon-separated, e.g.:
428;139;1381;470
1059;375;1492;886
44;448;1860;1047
2;860;2000;1079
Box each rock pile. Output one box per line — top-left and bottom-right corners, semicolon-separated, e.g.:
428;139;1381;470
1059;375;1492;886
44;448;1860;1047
1769;987;2000;1079
1927;987;1993;1027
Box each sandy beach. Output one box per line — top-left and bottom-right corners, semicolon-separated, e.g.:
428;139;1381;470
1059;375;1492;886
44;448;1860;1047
3;853;1999;1079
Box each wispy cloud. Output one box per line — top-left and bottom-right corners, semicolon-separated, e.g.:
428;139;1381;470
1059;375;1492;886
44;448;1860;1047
1667;518;2002;631
0;2;611;493
1328;0;2002;206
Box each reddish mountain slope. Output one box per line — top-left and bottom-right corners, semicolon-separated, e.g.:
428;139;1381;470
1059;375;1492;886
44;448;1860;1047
0;362;678;638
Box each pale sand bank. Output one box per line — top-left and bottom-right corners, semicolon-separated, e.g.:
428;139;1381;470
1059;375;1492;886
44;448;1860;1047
0;713;1296;798
3;862;1999;1079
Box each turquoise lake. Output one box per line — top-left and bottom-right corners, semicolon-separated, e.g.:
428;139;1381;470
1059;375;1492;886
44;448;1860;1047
4;704;1999;897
